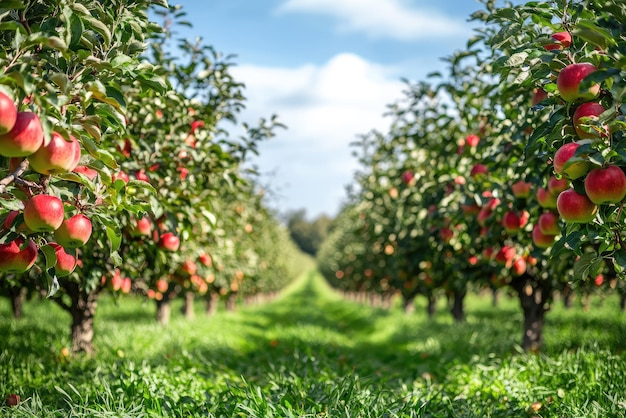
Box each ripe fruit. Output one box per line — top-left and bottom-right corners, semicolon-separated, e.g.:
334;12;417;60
531;88;548;106
159;232;180;252
502;210;529;233
6;393;21;407
557;188;597;223
511;257;527;276
538;212;560;235
495;245;516;266
553;141;591;180
0;111;44;157
532;224;556;249
544;31;572;51
198;253;212;267
547;176;568;195
557;63;600;102
0;238;38;273
573;102;607;139
54;214;92;248
470;163;488;177
135;217;152;236
28;132;81;174
182;260;197;275
466;134;480;147
584;165;626;204
49;243;77;277
156;279;169;293
536;187;557;209
73;165;98;180
511;180;531;198
24;195;65;232
0;91;18;134
112;170;129;184
401;170;414;185
439;227;453;242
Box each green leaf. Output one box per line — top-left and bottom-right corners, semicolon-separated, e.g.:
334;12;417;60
85;17;112;46
573;252;597;282
40;244;58;271
106;225;122;253
0;1;25;14
505;52;528;68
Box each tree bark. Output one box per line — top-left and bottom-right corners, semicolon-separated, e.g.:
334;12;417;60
492;288;499;307
426;294;436;319
513;274;549;352
402;295;415;314
225;293;237;312
562;284;574;309
156;297;172;326
181;291;195;319
67;284;99;354
450;289;466;323
205;291;220;316
9;287;26;319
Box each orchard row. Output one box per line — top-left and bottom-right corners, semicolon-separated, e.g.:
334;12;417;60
0;0;302;353
318;0;626;351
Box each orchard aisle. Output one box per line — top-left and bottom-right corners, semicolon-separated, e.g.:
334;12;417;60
1;268;625;416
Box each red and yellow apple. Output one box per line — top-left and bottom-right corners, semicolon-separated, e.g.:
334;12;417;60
573;102;608;139
553;141;591;180
584;165;626;204
538;211;560;235
532;224;556;249
556;188;597;223
0;91;18;134
28;132;81;174
159;232;180;252
49;243;77;277
0;238;38;273
54;213;92;248
24;194;65;232
0;111;44;157
544;31;572;51
556;63;600;102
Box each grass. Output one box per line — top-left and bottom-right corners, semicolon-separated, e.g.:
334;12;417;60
1;269;626;417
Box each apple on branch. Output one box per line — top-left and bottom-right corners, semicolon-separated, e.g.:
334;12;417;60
0;111;44;157
0;91;18;134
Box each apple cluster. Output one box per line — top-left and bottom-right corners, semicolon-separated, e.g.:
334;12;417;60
0;91;93;276
550;56;625;225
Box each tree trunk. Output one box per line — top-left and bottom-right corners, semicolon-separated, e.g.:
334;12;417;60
9;287;26;319
426;294;436;319
205;291;220;316
402;295;415;314
156;297;172;326
513;275;549;352
68;288;98;354
225;293;237;312
450;289;466;323
492;288;499;307
562;285;574;309
181;291;195;319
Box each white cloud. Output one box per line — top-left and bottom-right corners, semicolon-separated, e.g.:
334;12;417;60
231;53;406;217
275;0;471;41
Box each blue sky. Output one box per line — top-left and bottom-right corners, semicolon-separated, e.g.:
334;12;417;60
168;0;491;219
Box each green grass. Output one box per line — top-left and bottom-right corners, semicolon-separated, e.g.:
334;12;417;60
1;270;626;417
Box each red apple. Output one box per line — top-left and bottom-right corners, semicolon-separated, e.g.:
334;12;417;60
6;393;20;407
511;257;527;276
495;245;516;266
198;253;212;267
584;165;626;204
2;210;32;234
401;170;414;185
557;188;598;223
156;279;169;293
594;274;603;287
538;211;561;235
0;91;17;134
112;170;129;184
73;165;98;180
54;214;92;248
182;260;197;275
544;31;572;51
28;132;81;174
439;227;454;242
121;277;132;294
135;169;150;183
135;216;152;236
573;102;608;139
511;180;531;198
547;175;568;195
24;194;65;232
177;167;189;181
470;163;488;177
466;134;480;147
553;141;591;180
0;111;44;157
557;63;600;102
537;187;557;209
159;232;180;252
0;238;38;273
502;210;529;233
532;224;556;249
531;88;548;106
49;243;77;277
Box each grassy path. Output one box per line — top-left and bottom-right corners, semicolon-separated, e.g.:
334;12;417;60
1;269;626;417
